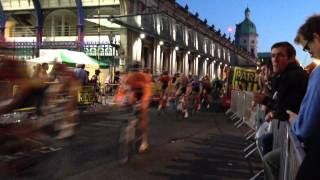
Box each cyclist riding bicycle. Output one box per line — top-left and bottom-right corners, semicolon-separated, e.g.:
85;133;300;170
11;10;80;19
0;58;48;115
158;71;171;111
191;76;201;111
200;75;212;109
114;62;152;153
175;74;190;118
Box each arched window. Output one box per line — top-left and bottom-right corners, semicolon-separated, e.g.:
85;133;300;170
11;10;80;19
44;10;77;37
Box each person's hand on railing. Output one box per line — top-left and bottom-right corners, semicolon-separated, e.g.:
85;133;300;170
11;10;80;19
251;93;265;109
251;100;257;109
261;105;268;113
265;111;275;122
286;110;298;125
253;93;265;104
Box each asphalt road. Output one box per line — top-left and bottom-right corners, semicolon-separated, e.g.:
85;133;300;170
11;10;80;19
1;106;262;180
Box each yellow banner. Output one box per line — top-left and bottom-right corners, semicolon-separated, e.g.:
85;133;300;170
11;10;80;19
78;86;96;105
232;67;259;92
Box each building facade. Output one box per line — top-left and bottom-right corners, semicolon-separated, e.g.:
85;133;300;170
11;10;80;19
0;0;258;80
235;7;258;57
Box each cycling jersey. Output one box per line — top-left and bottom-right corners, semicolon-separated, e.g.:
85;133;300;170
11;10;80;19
192;81;201;93
201;78;212;93
159;75;171;90
115;72;152;110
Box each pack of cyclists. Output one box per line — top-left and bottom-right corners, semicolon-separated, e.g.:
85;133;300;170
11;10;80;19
112;61;219;156
0;56;220;166
156;71;216;118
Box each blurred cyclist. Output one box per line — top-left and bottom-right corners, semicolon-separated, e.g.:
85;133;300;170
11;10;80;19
175;74;190;118
50;63;81;139
0;58;47;115
191;75;201;111
200;75;212;109
158;71;171;111
114;61;152;153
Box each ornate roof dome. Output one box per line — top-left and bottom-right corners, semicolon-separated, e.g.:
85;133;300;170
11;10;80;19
235;7;257;36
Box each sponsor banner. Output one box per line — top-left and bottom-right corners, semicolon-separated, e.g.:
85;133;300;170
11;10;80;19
232;66;259;92
78;86;96;105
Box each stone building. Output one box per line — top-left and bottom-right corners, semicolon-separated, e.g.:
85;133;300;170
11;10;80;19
0;0;258;79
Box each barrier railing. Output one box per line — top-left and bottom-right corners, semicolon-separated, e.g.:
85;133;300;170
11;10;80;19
274;120;305;180
225;90;306;180
104;83;120;97
286;128;305;180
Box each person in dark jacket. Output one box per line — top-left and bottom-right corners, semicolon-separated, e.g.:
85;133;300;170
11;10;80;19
253;42;308;180
254;42;308;122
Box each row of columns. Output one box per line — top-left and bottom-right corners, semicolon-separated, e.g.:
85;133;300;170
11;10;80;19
131;36;226;80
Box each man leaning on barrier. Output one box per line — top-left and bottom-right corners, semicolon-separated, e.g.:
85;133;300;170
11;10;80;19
253;42;308;180
286;14;320;180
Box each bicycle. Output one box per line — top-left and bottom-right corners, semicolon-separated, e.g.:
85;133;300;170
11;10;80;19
0;82;78;149
157;90;171;115
200;88;212;110
189;91;201;115
117;101;143;164
174;93;189;119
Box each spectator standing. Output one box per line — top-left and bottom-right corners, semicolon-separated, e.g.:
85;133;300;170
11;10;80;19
253;42;308;180
91;69;101;96
40;63;49;80
32;64;42;79
74;64;88;85
113;71;121;84
90;69;101;85
288;14;320;180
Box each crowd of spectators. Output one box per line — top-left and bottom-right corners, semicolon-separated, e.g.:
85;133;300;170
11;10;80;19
252;14;320;180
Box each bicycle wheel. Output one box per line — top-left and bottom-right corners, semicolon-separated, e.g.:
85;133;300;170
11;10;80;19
118;121;129;164
134;122;143;154
118;117;137;164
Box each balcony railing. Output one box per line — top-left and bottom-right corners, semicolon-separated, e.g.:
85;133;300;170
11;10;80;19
9;25;121;38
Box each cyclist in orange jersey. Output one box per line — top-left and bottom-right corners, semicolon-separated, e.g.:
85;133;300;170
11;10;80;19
114;62;152;153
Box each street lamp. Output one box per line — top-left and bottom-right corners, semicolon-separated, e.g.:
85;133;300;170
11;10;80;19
140;33;146;39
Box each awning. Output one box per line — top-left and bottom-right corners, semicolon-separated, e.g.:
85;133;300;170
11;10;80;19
27;49;109;69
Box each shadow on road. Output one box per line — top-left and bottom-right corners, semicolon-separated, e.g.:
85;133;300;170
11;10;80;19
150;134;262;180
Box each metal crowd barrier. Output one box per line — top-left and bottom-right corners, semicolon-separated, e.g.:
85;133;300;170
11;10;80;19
227;90;243;122
104;83;120;96
286;128;305;180
272;120;305;180
227;90;256;131
225;90;306;180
